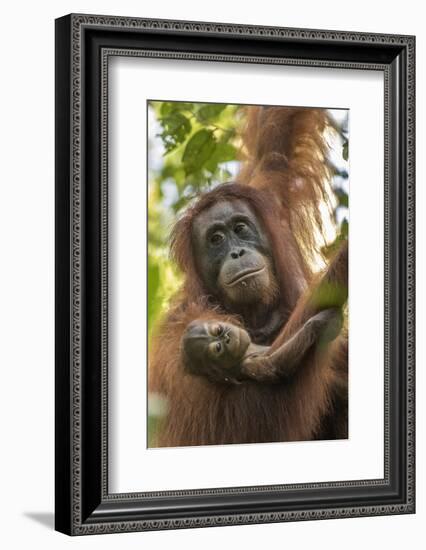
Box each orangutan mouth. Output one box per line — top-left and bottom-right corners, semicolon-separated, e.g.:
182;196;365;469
226;267;265;286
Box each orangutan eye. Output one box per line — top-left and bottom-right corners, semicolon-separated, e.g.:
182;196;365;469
210;232;224;245
234;223;247;234
211;324;223;336
209;341;223;357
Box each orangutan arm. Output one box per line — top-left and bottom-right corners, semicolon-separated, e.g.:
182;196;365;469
239;308;342;382
238;240;348;383
271;239;348;349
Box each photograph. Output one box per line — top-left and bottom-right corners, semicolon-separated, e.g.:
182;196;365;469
147;101;349;448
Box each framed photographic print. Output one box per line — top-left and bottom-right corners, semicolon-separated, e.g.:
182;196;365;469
55;14;415;535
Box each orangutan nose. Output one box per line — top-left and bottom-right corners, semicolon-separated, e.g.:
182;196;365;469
230;248;246;259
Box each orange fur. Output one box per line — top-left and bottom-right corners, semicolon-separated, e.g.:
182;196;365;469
238;106;334;266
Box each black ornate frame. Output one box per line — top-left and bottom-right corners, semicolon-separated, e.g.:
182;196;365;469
55;13;415;535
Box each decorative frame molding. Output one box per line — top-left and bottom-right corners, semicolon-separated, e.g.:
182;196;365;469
55;14;415;535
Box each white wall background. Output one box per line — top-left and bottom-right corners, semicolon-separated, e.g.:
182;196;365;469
0;0;423;548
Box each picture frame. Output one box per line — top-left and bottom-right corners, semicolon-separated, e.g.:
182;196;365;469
55;13;415;535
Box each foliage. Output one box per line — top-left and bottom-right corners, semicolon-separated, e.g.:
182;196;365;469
147;101;243;334
323;111;349;258
147;392;168;447
150;100;242;209
147;184;183;337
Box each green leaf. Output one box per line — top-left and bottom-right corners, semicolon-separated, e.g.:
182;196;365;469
342;141;349;161
159;101;192;116
205;142;236;173
311;280;348;310
182;129;216;175
172;167;186;187
335;189;349;208
196;103;226;121
148;261;160;330
159;113;191;153
159;102;174;116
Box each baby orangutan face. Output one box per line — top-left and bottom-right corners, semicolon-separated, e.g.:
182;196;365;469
182;320;251;382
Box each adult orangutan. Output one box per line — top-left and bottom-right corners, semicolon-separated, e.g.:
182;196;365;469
148;106;348;447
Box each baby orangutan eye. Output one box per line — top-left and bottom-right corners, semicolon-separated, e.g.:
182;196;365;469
210;324;223;336
209;341;223;357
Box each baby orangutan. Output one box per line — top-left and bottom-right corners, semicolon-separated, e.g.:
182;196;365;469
182;308;342;384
